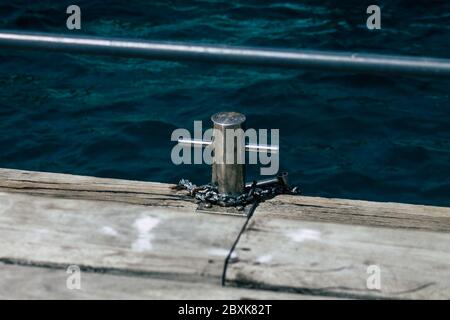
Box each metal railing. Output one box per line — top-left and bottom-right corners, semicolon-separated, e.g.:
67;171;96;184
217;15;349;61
1;31;450;77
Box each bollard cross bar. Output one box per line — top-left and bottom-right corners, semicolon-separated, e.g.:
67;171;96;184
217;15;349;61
177;112;279;196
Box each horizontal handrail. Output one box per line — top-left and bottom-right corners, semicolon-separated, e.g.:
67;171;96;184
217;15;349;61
1;31;450;77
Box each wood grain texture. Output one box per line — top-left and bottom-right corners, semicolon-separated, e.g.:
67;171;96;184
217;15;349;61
0;191;245;284
2;168;450;299
0;168;191;208
0;263;326;300
2;168;450;232
256;194;450;232
226;215;450;299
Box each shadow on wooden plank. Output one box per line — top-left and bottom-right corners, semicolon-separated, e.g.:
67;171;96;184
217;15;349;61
0;263;332;300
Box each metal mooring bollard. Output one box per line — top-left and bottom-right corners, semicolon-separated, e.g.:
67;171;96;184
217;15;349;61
211;112;246;196
178;111;278;197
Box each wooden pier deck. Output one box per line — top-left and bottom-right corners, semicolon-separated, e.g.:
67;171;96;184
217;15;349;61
0;168;449;299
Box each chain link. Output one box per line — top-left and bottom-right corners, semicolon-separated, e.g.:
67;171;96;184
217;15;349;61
176;175;300;208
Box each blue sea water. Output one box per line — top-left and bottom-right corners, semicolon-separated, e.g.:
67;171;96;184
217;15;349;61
1;1;450;206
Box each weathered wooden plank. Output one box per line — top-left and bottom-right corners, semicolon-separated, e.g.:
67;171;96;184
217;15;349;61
2;168;450;299
0;168;191;208
0;191;245;284
256;195;450;233
2;169;450;233
0;263;326;300
226;214;450;299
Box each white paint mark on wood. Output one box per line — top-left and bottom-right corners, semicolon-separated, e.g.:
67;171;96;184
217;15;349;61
132;238;153;252
287;228;321;243
131;216;160;252
134;216;160;233
256;254;272;264
100;226;119;237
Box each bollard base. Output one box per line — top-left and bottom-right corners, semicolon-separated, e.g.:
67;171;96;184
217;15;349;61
196;202;252;217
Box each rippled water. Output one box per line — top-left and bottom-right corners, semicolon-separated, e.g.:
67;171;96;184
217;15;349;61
1;1;450;206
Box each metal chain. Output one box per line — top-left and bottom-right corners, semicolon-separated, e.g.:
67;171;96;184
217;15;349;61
176;174;300;208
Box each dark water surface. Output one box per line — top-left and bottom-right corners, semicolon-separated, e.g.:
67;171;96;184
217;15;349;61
1;1;450;206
